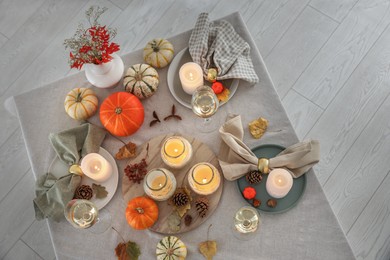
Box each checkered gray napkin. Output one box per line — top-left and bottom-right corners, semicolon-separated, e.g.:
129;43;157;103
189;13;259;84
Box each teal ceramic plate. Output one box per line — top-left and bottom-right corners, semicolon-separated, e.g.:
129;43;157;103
237;144;306;214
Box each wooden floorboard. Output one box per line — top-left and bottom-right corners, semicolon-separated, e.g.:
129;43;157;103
0;0;46;38
4;240;43;260
282;89;323;140
0;171;36;258
309;0;358;22
265;5;338;98
293;0;390;109
245;0;310;57
1;1;390;259
347;172;390;260
324;91;390;231
306;23;390;186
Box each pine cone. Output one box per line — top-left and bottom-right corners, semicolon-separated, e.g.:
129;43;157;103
195;197;209;218
74;185;93;200
246;170;262;184
172;190;190;207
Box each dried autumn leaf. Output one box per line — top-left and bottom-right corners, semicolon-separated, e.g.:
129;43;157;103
115;241;141;260
92;183;108;199
199;225;217;260
115;142;137;160
248;117;268;139
168;211;181;232
126;241;141;260
199;240;217;260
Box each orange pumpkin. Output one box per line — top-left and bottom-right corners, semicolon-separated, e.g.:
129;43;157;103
99;92;144;136
126;196;159;230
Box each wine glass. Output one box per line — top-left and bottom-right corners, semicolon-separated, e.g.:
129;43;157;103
232;206;261;240
64;199;111;234
191;85;220;133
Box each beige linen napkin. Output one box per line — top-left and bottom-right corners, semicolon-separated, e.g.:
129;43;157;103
218;114;320;180
33;123;106;221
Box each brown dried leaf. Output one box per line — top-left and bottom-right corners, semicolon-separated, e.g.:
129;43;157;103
199;240;217;260
115;241;141;260
115;142;137;160
92;183;108;199
168;211;181;232
248;117;268;139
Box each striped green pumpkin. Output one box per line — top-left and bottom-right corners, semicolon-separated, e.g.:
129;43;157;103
123;63;159;99
156;236;187;260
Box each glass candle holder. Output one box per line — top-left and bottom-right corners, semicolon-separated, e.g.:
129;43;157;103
188;162;221;195
143;168;176;201
161;136;193;169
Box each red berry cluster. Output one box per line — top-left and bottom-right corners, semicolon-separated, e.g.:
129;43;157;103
124;159;148;184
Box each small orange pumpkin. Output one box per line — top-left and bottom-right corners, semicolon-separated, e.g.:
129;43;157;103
126;196;159;230
99;92;144;136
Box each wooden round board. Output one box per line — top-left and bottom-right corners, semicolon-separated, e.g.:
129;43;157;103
122;133;223;234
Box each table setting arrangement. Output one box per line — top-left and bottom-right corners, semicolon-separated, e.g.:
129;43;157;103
7;6;356;260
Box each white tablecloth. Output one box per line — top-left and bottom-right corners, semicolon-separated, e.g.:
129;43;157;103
9;12;354;260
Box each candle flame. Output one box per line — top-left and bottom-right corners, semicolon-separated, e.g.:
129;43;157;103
202;178;208;184
189;72;194;80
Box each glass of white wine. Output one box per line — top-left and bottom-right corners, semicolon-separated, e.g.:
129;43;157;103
64;199;111;234
191;85;220;133
232;206;261;240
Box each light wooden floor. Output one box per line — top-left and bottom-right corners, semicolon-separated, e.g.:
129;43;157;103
0;0;389;259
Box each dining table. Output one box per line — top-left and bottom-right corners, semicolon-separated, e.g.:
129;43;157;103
7;12;355;260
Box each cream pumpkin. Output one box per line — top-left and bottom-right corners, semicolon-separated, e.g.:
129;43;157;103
143;38;174;68
156;236;187;260
123;64;159;99
64;88;98;120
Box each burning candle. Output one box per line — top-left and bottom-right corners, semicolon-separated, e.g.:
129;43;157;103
265;168;293;199
144;168;176;201
161;136;193;169
80;153;112;182
188;162;221;195
179;62;204;95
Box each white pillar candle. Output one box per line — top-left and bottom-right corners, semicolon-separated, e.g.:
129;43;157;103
143;168;176;201
161;136;193;169
266;168;293;199
179;62;204;95
188;162;221;195
80;153;112;182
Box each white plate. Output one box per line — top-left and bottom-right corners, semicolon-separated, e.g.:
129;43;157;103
49;147;118;210
167;47;239;109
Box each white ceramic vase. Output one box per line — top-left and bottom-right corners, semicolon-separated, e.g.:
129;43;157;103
84;53;124;89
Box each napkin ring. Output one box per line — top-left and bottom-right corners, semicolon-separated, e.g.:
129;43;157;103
69;164;83;176
257;158;270;174
207;68;218;82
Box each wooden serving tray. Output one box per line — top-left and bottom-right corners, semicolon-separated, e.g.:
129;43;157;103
122;133;223;234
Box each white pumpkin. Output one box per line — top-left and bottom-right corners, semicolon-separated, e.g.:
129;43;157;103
156;236;187;260
64;88;98;120
123;64;159;99
143;38;174;68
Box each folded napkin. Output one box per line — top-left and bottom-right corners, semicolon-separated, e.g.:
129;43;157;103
218;115;320;181
33;123;106;221
189;13;259;84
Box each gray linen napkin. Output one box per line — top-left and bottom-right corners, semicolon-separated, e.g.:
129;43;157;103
218;114;320;180
33;123;106;221
189;13;259;84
